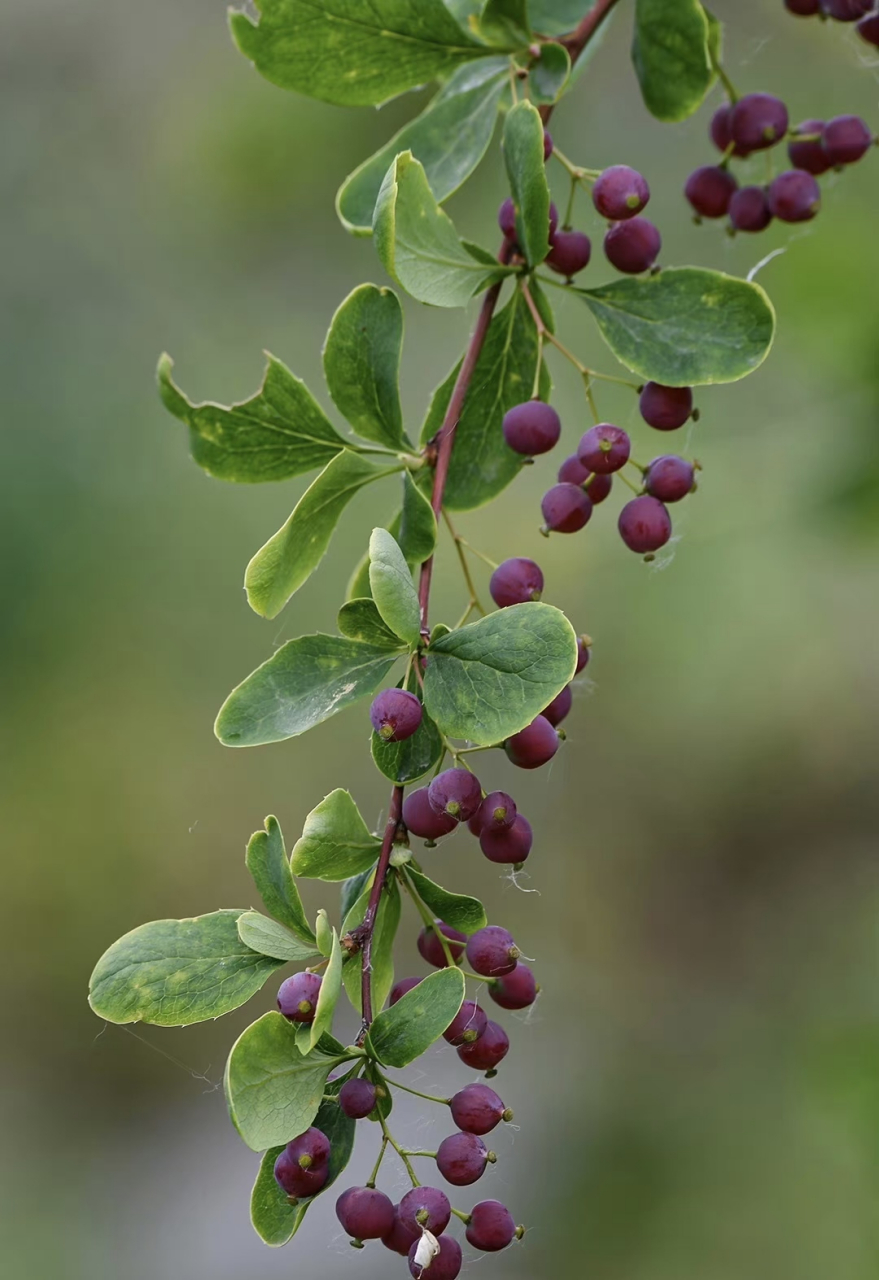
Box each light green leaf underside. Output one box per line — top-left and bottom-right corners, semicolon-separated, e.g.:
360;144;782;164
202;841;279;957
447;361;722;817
237;911;319;962
369;527;422;647
291;789;383;882
367;967;465;1067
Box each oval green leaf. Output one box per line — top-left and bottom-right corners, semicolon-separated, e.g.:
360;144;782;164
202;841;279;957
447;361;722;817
632;0;713;123
405;867;487;935
291;789;383;883
502;100;551;267
246;815;315;943
366;967;465;1067
323;285;406;448
338;598;405;649
236;911;319;962
369;527;422;647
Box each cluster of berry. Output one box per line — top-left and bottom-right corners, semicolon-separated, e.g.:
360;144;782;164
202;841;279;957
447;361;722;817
786;0;879;44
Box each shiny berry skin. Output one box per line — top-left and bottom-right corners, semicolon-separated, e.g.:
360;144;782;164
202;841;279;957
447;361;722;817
443;999;489;1046
399;1185;451;1236
685;165;738;219
476;791;517;831
339;1078;377;1119
277;971;322;1023
788;120;831;175
785;0;821;11
436;1131;493;1186
768;170;821;223
645;456;695;503
370;688;423;742
823;0;871;18
729;185;773;233
710;103;750;157
390;976;422;1005
822;115;873;166
465;1200;518;1252
618;495;672;554
418;922;467;968
497;197;517;239
382;1204;420;1256
639;382;693;431
577;423;631;474
451;1083;512;1135
504;716;559;769
543;129;554;161
592;165;650;219
428;768;482;821
604;217;661;273
409;1233;463;1280
489;557;544;608
467;926;519;977
557;454;613;502
547;229;592;277
575;635;591;673
730;93;789;152
480;814;534;864
489;963;539;1010
502;400;562;456
541;482;593;533
858;11;879;44
542;684;573;726
273;1128;331;1197
403;787;458;840
457;1019;510;1071
336;1186;395;1240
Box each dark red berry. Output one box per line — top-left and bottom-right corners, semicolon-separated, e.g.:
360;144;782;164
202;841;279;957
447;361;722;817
639;382;693;431
768;170;821;222
436;1131;493;1186
428;768;482;822
490;963;538;1010
730;93;789;152
476;791;517;831
502;400;562;456
403;787;458;840
277;971;322;1023
585;472;613;503
729;185;773;232
822;115;873;165
592;165;650;219
644;456;695;504
542;684;572;726
575;635;591;673
685;165;738;219
785;0;821;12
504;715;559;769
408;1232;463;1280
788;119;831;175
418;922;467;969
467;808;485;837
466;925;519;978
480;814;534;864
370;688;423;742
274;1127;331;1198
382;1204;420;1256
457;1019;510;1071
618;494;672;554
557;453;589;485
390;976;422;1005
497;197;516;240
336;1186;396;1240
443;999;488;1046
399;1185;451;1236
489;557;544;608
541;482;593;533
577;423;630;474
543;129;553;161
858;11;879;44
710;103;750;157
465;1200;518;1252
548;201;559;237
339;1078;377;1119
451;1083;512;1135
547;229;592;277
604;217;661;273
823;0;871;19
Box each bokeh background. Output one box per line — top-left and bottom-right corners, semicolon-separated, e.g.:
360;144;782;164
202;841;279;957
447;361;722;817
3;0;878;1276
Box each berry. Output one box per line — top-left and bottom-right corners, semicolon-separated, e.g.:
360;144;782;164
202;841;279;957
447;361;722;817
467;925;520;977
436;1131;493;1186
645;456;696;504
339;1078;377;1119
639;382;693;431
858;12;879;45
823;0;871;18
480;814;534;863
450;1083;512;1135
768;170;821;223
370;688;423;742
729;185;773;233
547;229;592;277
710;103;750;157
490;963;539;1010
336;1186;396;1241
685;165;738;219
273;1127;331;1198
497;197;516;240
542;684;573;726
785;0;821;11
408;1233;463;1280
541;483;593;533
403;787;458;840
585;472;613;503
476;791;517;831
557;452;589;485
428;768;482;822
418;921;467;969
502;400;562;456
443;999;489;1046
489;558;544;608
457;1019;510;1071
399;1185;451;1236
277;971;322;1023
822;115;873;166
788;120;831;176
382;1204;420;1256
504;716;559;769
730;93;789;152
465;1200;518;1252
543;129;554;161
575;635;591;673
592;165;650;219
618;495;672;554
390;976;423;1005
577;423;631;474
604;217;661;273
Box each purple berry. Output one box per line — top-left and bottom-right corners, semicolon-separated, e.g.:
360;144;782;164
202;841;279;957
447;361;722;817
339;1078;377;1119
450;1083;512;1135
710;103;750;157
604;217;661;273
273;1127;331;1198
645;456;696;503
823;0;871;18
476;792;517;834
639;382;693;431
785;0;821;12
443;999;489;1046
490;963;538;1010
729;185;773;233
458;1019;510;1071
489;557;544;608
788;119;831;175
390;976;422;1005
480;814;534;864
547;229;592;277
585;472;613;503
577;423;631;474
418;921;467;969
557;453;589;485
277;971;322;1023
858;12;879;44
336;1186;396;1241
436;1131;493;1187
403;787;458;840
428;768;482;822
370;688;423;742
592;165;650;219
542;684;573;726
399;1185;451;1236
822;114;873;165
575;636;591;673
504;716;559;769
540;482;593;533
466;926;519;978
497;197;516;239
382;1204;420;1256
618;495;672;554
408;1232;463;1279
685;165;738;219
465;1200;518;1252
502;400;562;456
543;129;554;161
768;170;821;222
730;93;789;152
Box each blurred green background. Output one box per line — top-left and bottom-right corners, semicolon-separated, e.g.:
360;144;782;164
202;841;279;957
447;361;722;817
3;0;878;1276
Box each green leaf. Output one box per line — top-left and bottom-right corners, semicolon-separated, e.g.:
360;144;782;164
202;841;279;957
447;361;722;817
298;929;343;1053
341;879;402;1014
423;602;577;744
157;354;347;483
368;528;422;647
340;866;375;920
237;911;319;962
399;472;438;562
631;0;713;123
704;6;722;65
246;816;315;943
502;100;550;267
374;152;514;308
405;867;487;934
576;268;776;387
323;285;406;449
216;635;400;747
315;909;334;958
291;790;383;882
338;598;406;649
367;967;465;1067
245;452;395;620
372;695;443;784
528;0;593;33
480;0;531;46
529;40;571;103
88;911;283;1027
337;61;508;236
225;1012;350;1151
